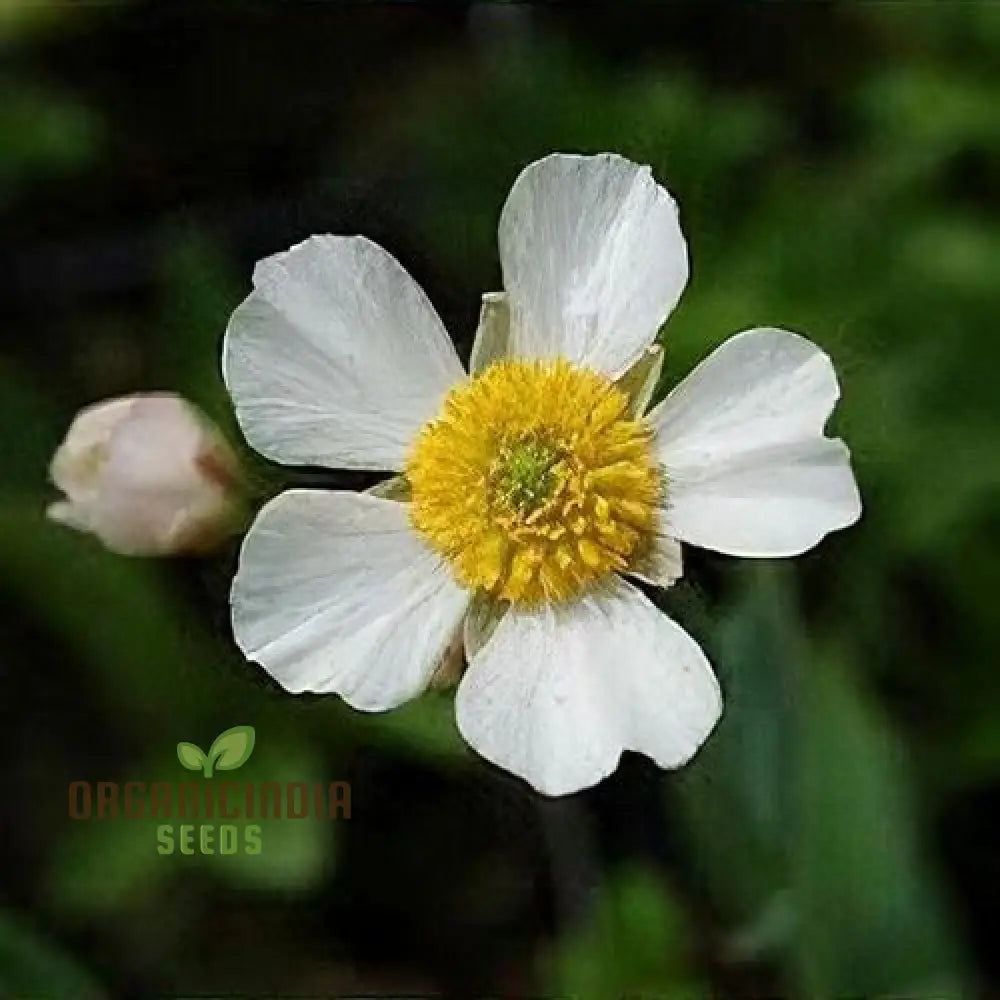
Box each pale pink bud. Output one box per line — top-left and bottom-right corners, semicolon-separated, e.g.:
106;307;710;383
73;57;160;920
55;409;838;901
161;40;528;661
47;392;243;556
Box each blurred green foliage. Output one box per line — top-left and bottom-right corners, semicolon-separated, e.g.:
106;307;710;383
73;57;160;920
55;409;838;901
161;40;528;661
2;4;999;997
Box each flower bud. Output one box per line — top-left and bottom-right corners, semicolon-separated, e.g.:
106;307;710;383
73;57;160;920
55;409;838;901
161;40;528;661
47;392;244;556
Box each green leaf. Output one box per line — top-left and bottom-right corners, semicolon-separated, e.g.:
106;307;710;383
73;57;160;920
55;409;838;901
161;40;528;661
208;725;256;773
176;742;207;772
154;226;242;421
675;566;969;994
368;695;467;760
543;865;702;1000
792;650;968;996
201;738;334;893
45;809;170;915
0;501;230;739
679;565;968;994
675;565;797;922
0;910;105;998
0;359;61;497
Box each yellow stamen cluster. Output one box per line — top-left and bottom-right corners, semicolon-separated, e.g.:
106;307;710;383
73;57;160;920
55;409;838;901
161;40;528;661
406;359;661;604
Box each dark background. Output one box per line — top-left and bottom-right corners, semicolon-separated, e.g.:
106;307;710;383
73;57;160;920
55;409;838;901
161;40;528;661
2;3;1000;997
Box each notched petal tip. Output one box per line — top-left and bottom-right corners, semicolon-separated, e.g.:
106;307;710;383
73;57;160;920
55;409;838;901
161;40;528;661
651;327;861;559
455;577;721;796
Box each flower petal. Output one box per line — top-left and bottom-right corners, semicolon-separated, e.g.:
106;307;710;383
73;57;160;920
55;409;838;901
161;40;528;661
498;152;688;377
455;576;721;796
223;235;465;471
231;490;470;711
649;328;862;557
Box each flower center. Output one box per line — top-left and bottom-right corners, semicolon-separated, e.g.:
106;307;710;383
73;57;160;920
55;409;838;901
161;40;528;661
406;358;661;604
494;437;559;514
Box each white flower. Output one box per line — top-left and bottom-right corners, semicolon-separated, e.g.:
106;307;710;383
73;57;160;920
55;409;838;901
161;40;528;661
48;392;243;556
223;152;861;796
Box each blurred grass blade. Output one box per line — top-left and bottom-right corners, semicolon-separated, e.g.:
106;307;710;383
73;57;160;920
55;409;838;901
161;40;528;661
543;865;703;1000
675;565;798;921
0;502;225;737
678;565;967;994
794;649;968;995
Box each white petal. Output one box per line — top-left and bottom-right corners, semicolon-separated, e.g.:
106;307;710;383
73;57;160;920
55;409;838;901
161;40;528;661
231;490;470;711
498;153;688;376
223;235;465;471
469;291;510;375
650;328;862;557
455;576;721;796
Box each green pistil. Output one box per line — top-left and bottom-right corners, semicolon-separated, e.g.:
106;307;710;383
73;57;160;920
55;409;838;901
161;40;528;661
496;440;558;513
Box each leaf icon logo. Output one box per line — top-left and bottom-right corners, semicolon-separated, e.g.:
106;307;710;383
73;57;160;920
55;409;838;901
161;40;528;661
177;725;256;778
